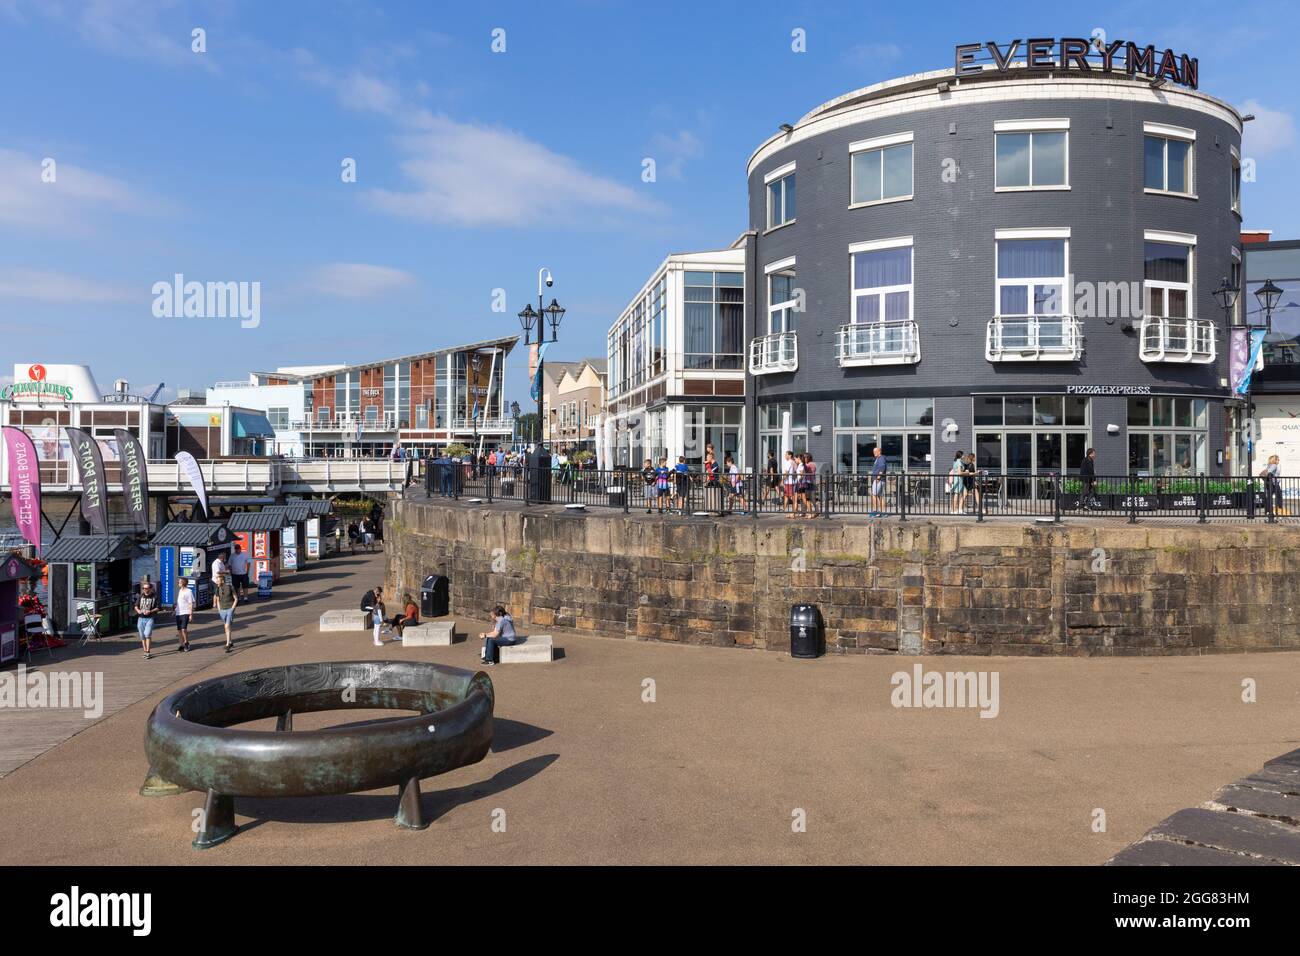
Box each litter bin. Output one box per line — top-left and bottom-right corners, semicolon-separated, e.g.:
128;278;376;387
790;604;824;658
421;574;449;618
256;571;274;599
607;485;627;508
527;453;552;502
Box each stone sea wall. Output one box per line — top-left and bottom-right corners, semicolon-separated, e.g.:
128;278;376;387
386;499;1300;655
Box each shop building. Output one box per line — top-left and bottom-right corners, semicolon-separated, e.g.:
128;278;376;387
1240;235;1300;473
741;47;1243;490
208;335;518;457
543;358;607;452
605;247;747;468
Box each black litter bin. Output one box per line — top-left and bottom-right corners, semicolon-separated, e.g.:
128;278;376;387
607;483;627;508
790;604;824;658
421;574;449;618
527;453;552;502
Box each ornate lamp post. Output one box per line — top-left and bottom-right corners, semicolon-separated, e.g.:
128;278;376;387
517;268;566;451
1213;277;1240;474
1238;279;1280;487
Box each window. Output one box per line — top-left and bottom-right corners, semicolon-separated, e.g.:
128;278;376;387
1231;149;1242;215
758;402;807;463
765;162;796;229
1144;123;1195;196
994;121;1068;189
317;405;330;423
831;399;935;473
684;271;744;370
683;405;743;467
850;133;913;205
851;239;912;323
267;406;289;430
996;236;1067;317
1144;236;1194;320
1127;398;1208;476
766;258;798;333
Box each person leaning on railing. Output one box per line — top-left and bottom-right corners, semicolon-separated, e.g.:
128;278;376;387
1261;455;1287;516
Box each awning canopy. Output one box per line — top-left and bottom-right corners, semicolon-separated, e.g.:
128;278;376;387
233;412;276;439
44;535;143;563
226;511;290;532
286;498;333;516
263;503;310;523
151;521;233;548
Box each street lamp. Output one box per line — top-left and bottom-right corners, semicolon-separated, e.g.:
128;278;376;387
516;267;565;451
1242;279;1280;491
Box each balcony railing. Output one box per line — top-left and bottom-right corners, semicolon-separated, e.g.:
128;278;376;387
748;331;798;375
450;417;513;433
836;320;920;367
293;413;399;432
986;315;1083;362
1139;316;1216;364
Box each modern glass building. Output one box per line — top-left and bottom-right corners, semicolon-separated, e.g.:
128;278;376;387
741;52;1244;491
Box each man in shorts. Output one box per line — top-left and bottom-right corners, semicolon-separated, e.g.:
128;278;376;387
229;543;251;600
175;576;194;652
214;571;239;653
869;446;888;517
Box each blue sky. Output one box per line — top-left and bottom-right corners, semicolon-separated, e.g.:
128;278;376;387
1;0;1297;401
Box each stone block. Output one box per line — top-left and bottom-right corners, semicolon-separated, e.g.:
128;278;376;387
402;622;456;646
320;610;371;631
499;635;555;663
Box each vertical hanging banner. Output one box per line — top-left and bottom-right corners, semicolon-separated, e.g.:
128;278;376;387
174;451;209;519
113;429;151;533
64;427;109;536
1234;329;1268;396
2;426;43;555
530;342;551;402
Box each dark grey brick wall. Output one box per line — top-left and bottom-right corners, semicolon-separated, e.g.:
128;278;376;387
743;87;1241;474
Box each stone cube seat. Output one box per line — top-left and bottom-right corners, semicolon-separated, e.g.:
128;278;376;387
499;635;554;663
319;610;371;631
401;621;456;647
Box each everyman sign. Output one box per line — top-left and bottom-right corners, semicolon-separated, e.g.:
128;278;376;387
955;38;1198;90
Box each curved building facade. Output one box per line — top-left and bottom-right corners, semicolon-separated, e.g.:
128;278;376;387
743;62;1244;486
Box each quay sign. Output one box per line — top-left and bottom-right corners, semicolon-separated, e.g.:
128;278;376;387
955;38;1198;90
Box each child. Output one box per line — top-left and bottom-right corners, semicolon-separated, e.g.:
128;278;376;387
641;458;657;513
674;455;690;513
725;454;744;513
655;457;671;514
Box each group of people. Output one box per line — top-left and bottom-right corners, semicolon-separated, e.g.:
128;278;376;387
640;447;745;514
359;585;420;646
132;542;251;660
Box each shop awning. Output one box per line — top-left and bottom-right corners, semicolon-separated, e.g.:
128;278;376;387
151;521;233;548
43;535;143;563
263;503;310;523
226;511;290;532
0;553;41;582
233;412;276;439
285;498;333;516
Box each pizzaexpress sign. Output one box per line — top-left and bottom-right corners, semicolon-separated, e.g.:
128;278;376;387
0;380;74;401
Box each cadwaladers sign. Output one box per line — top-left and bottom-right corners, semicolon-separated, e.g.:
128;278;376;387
955;38;1198;90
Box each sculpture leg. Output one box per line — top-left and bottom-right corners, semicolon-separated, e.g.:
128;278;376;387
276;709;293;732
395;776;427;830
139;764;187;797
193;789;238;849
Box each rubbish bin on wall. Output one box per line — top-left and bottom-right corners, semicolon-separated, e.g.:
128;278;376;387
527;453;552;502
790;604;824;658
421;574;449;618
607;485;627;508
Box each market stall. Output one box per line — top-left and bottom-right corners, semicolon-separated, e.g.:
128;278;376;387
226;511;288;586
41;535;145;637
150;520;234;610
263;503;310;573
287;498;336;560
0;553;42;665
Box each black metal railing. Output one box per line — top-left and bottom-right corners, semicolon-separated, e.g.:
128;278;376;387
424;465;1298;523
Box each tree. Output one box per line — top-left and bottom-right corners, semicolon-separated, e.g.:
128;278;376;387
516;412;540;442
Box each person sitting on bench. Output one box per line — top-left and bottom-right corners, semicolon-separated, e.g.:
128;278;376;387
478;605;519;666
388;593;419;637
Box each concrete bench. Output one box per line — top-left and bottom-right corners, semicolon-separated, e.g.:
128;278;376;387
498;635;555;663
320;610;372;631
401;622;456;647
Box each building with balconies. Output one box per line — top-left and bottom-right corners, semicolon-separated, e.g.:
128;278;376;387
543;358;606;451
741;46;1243;488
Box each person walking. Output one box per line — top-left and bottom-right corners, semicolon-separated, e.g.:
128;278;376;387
782;450;798;516
1261;454;1286;516
175;576;195;653
134;578;159;660
478;605;519;666
763;451;779;509
948;451;966;514
214;571;238;653
1079;447;1098;510
725;454;745;514
229;542;251;601
962;453;981;512
673;455;690;514
655;457;671;514
802;452;819;517
869;446;888;517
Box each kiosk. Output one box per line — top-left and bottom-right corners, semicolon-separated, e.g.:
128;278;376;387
151;521;234;610
42;535;144;637
0;553;41;665
288;499;336;560
263;503;310;573
226;511;288;585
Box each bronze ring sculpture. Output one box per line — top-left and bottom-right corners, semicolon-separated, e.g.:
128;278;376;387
142;661;494;849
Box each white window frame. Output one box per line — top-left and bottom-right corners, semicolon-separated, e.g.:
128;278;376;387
848;131;914;208
764;161;796;231
993;119;1070;192
994;228;1071;318
1143;229;1196;322
848;236;914;326
765;256;798;334
1230;145;1242;216
1143;122;1196;198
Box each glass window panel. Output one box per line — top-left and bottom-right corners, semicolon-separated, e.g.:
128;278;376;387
1005;397;1034;426
907;433;931;470
998;239;1065;279
1167;289;1188;318
716;272;744;287
1032;131;1066;185
1194;433;1207;473
974;396;1003;426
1128;397;1151;427
835;401;854;428
851;150;882;204
856;399;878;427
1034;284;1063;315
1066;433;1088;474
1064;396;1089;427
836;434;853;472
881;434;904;471
884;291;909;322
1193;399;1207;428
1166;139;1189;193
855;435;876;474
882;144;912;198
1152;397;1174;427
791;402;807;430
996;133;1031;188
1000;286;1029;315
684;271;713;286
1129;434;1150;474
1174;399;1193;428
716;303;743;354
1144;136;1165;189
683;286;714;302
784;175;795;220
1153;434;1171;473
906;398;933;426
976;432;1002;471
1035;395;1063;425
879;399;905;427
1005;433;1033;473
856;296;880;323
1144;242;1189;282
768;182;782;227
1174;434;1192;472
1036;432;1062;471
854;248;911;289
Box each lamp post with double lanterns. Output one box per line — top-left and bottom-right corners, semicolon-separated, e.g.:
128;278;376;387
1219;275;1281;497
517;268;566;452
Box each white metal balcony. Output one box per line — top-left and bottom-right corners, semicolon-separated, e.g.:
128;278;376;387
986;315;1083;362
450;417;513;433
294;412;399;432
749;331;798;375
1139;317;1216;364
836;320;920;367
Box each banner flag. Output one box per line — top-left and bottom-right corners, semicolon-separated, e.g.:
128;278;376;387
2;426;43;555
1234;329;1268;396
529;342;551;403
174;451;209;519
113;429;151;533
65;427;109;537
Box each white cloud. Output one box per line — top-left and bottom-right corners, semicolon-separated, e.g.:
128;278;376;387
0;267;135;303
0;148;160;232
9;0;218;71
365;115;662;227
648;129;704;180
1241;99;1296;156
308;262;418;300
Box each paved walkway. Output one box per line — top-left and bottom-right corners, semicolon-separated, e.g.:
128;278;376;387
1;549;1297;865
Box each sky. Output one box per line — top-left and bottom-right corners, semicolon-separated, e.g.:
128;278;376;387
1;0;1297;402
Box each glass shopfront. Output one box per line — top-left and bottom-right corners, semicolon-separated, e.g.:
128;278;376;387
973;394;1091;499
758;401;808;463
832;398;934;473
1127;396;1208;475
